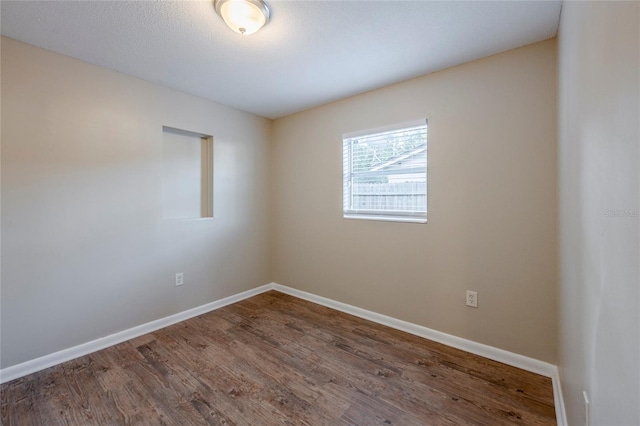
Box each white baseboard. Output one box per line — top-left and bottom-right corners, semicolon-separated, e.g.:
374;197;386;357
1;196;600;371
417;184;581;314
271;284;555;375
0;284;274;384
270;283;567;426
0;281;567;425
551;368;568;426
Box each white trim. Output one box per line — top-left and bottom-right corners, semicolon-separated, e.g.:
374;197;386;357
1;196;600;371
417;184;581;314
343;214;427;224
1;281;566;426
0;284;274;384
552;368;568;426
271;284;555;376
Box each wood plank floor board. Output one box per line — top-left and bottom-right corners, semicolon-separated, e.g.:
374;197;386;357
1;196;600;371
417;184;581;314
1;291;556;425
273;292;554;410
262;302;544;423
159;325;314;426
227;293;553;425
201;328;341;425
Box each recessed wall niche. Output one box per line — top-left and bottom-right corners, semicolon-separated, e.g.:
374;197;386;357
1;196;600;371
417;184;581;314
161;126;213;219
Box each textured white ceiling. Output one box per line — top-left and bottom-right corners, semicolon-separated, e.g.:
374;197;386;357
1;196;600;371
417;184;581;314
1;1;561;119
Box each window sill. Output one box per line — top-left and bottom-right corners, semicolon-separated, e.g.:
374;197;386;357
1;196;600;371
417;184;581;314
343;214;427;224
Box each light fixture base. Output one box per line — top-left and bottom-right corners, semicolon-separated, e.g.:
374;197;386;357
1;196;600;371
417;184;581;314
214;0;271;35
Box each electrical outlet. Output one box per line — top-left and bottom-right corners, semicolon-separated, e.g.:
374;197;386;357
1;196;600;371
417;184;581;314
466;290;478;308
175;272;184;286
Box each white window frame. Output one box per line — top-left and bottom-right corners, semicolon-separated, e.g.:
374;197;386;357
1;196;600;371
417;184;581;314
343;119;428;223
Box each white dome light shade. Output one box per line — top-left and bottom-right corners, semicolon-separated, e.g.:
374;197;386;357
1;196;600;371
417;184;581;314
214;0;270;35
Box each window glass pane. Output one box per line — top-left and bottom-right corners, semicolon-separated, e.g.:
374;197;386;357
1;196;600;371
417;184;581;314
343;121;427;222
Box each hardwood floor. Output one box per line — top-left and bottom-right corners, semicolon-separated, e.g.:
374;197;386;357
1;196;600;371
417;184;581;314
1;291;556;425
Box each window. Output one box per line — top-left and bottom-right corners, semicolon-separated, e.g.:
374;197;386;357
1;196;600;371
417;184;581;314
343;119;427;223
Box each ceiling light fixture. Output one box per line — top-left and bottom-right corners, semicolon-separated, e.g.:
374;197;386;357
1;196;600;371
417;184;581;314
214;0;270;35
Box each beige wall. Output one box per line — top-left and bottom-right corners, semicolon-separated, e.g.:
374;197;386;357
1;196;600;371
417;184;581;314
558;2;639;425
0;37;272;368
272;40;558;362
0;32;573;375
